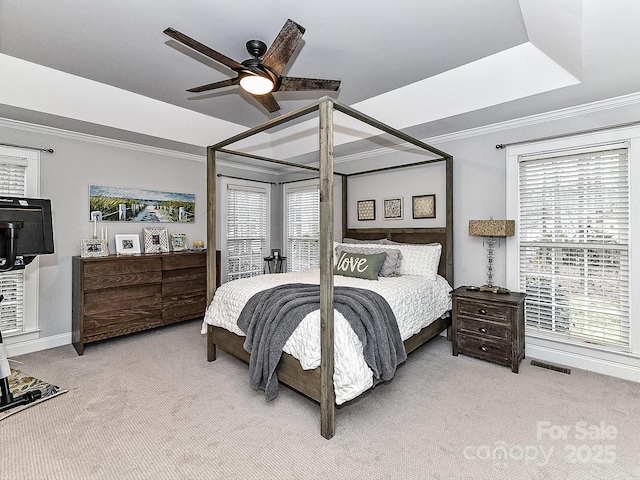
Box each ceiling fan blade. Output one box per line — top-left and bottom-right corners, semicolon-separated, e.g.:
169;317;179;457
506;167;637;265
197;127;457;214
261;19;305;76
278;77;341;92
187;78;239;93
252;93;280;113
164;27;245;72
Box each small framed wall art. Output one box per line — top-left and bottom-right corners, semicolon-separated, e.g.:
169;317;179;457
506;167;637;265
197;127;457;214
115;234;141;255
357;200;376;221
143;227;170;253
80;239;109;258
412;194;436;219
383;197;403;220
170;233;187;252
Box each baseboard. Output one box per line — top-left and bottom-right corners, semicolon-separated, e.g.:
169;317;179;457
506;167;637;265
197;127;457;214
5;332;72;357
526;336;640;383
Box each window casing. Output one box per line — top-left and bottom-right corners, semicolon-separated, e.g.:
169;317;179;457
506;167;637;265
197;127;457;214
284;181;319;272
506;126;640;384
517;145;630;350
0;148;40;343
222;179;270;283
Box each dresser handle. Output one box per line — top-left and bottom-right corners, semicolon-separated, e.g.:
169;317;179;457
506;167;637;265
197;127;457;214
478;309;487;315
480;346;488;352
479;327;487;333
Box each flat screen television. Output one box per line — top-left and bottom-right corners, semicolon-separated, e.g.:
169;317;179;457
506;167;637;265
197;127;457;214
0;196;54;269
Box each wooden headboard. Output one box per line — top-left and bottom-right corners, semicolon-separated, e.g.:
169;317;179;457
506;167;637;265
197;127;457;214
343;227;452;283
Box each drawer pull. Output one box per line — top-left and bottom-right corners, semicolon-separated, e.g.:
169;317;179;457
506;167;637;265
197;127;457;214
480;346;488;352
479;327;487;334
478;309;487;315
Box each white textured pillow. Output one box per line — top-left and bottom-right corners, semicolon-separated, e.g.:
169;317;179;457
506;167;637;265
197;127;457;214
393;243;441;278
334;242;441;280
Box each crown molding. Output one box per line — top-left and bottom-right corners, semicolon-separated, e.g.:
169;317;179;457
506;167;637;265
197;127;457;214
0;116;279;175
426;90;640;145
334;91;640;165
0;116;204;160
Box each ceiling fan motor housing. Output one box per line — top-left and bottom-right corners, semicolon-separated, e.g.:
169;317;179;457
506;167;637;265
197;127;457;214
246;39;267;59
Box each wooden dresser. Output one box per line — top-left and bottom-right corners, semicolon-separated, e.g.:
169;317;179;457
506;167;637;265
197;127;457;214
72;250;211;355
451;286;526;373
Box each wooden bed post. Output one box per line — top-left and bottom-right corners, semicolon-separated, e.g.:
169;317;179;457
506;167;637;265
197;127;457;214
445;156;454;287
319;97;336;439
207;146;217;362
341;174;348;241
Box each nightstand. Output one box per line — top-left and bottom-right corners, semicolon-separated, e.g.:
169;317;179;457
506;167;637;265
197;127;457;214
451;286;526;373
263;256;287;273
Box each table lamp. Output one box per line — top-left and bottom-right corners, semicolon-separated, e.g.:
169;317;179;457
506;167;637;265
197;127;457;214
469;218;515;293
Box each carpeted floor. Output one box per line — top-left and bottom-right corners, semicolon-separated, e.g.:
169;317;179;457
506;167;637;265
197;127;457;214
1;319;639;480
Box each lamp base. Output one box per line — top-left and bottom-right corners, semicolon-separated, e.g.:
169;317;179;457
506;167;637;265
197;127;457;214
478;285;511;294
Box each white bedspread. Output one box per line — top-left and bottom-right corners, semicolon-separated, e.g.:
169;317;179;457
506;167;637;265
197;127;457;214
202;269;452;404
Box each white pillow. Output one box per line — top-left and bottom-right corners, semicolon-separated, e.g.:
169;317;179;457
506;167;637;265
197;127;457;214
334;242;441;280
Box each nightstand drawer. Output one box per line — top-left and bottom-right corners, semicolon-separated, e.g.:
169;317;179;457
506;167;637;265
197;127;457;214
457;317;510;341
457;333;511;366
457;299;511;323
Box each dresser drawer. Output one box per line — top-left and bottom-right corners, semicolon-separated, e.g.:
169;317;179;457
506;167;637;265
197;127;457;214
457;299;511;323
163;252;206;270
83;271;162;292
162;277;207;297
162;266;206;284
457;317;510;341
456;333;511;367
83;257;161;276
83;284;162;315
83;306;163;339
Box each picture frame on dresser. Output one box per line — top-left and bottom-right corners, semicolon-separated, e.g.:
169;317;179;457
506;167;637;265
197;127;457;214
143;227;170;254
170;233;187;252
80;238;109;258
115;234;141;255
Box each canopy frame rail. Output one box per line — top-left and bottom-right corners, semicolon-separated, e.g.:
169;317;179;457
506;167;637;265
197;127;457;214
206;96;452;440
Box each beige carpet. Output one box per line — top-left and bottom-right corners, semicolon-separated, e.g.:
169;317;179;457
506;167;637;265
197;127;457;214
1;319;639;480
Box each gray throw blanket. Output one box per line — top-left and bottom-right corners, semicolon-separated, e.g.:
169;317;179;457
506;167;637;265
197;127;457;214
237;283;407;401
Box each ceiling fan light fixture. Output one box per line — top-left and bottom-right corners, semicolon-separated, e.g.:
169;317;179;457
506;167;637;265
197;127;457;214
239;74;274;95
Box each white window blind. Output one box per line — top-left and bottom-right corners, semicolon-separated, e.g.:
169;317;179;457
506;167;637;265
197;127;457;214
226;184;268;282
285;185;319;272
0;155;28;334
518;145;630;350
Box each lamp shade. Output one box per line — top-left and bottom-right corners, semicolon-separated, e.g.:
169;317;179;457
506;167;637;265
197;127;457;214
469;219;515;237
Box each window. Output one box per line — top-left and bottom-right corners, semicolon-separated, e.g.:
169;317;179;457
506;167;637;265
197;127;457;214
0;147;40;342
223;179;270;282
515;144;630;350
284;182;320;272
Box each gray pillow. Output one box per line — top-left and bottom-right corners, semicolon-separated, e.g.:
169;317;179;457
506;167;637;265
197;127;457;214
335;245;402;277
334;251;386;280
342;237;388;244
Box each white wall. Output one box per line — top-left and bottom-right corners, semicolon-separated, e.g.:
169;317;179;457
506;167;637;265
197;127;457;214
346;162;447;230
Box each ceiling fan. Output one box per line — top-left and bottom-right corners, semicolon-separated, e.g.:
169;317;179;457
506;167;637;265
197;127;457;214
163;19;341;113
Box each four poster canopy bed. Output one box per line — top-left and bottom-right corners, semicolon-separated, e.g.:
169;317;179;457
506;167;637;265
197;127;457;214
204;97;453;439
